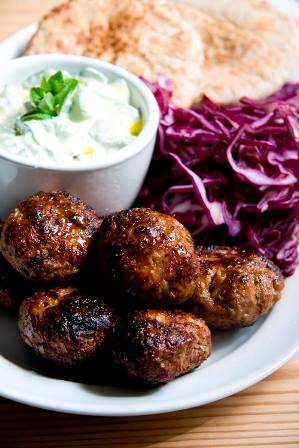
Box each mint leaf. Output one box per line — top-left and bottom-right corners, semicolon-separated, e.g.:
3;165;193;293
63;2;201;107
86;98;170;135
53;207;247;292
38;92;55;114
22;111;53;121
21;71;79;121
40;77;51;92
30;87;43;106
54;79;78;113
48;71;64;94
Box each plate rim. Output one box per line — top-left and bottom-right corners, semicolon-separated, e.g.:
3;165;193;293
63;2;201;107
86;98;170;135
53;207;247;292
0;332;298;416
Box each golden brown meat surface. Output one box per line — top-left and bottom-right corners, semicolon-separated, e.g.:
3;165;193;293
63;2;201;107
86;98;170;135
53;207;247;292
95;208;198;306
18;286;117;364
189;246;284;329
0;191;101;282
111;308;211;384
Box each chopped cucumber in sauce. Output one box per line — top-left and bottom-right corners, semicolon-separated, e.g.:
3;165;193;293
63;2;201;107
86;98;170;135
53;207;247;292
0;68;143;163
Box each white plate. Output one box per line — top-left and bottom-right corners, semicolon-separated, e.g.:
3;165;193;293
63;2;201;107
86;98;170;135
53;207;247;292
0;0;299;416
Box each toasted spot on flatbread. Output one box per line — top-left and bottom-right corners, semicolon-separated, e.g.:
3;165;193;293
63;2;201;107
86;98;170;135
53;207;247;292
174;0;299;103
26;0;110;55
26;0;204;107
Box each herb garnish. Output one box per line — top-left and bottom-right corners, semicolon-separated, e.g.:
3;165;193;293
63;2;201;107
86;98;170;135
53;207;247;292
21;71;79;121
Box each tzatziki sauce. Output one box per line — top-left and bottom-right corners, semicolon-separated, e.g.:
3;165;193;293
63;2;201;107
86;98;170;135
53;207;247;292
0;68;143;163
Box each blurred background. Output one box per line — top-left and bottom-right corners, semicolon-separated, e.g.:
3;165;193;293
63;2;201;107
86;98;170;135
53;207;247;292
0;0;60;40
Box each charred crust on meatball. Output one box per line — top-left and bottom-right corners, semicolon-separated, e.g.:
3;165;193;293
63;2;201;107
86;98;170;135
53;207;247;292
111;308;211;384
94;208;198;306
0;191;102;282
18;286;117;364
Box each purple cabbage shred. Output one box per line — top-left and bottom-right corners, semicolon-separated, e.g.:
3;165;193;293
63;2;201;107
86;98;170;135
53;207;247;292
137;77;299;276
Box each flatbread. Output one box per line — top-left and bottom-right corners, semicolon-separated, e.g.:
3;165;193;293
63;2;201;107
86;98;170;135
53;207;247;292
174;0;299;103
26;0;110;55
26;0;204;107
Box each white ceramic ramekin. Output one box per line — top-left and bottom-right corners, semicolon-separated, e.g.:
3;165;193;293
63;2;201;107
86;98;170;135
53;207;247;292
0;55;160;219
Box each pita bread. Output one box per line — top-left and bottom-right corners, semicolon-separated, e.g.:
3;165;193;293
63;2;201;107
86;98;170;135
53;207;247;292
174;0;299;103
26;0;204;107
26;0;110;55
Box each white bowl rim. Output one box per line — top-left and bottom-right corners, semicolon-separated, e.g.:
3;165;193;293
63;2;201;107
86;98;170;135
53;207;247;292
0;54;160;172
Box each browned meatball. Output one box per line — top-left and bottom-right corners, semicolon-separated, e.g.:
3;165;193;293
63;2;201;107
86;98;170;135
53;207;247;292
0;191;101;282
111;309;211;384
189;246;284;330
18;286;117;364
95;208;198;306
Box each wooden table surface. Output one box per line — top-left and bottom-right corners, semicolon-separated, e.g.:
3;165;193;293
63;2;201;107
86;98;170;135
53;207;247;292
0;1;299;447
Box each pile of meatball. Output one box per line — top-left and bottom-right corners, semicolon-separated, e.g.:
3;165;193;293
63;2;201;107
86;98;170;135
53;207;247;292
0;191;284;385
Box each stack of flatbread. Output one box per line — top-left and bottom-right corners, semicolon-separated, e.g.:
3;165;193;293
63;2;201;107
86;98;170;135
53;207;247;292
26;0;299;107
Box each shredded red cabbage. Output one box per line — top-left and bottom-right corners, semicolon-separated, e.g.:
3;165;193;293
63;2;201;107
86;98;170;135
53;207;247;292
137;77;299;276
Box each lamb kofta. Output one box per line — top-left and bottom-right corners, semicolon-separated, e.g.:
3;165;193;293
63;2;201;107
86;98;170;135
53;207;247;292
189;246;284;330
0;189;286;389
18;286;117;364
0;191;101;282
94;208;198;306
111;308;211;384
